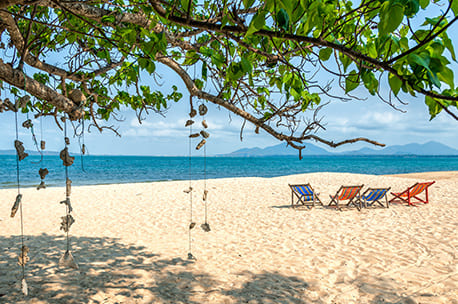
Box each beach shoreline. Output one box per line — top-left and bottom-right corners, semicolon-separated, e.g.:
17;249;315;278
1;171;457;303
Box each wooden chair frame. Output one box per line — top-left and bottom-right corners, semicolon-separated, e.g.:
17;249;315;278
360;187;391;208
328;185;364;211
289;183;323;209
389;181;435;206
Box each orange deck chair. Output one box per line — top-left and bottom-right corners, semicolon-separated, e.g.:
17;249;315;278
328;185;364;211
389;181;435;206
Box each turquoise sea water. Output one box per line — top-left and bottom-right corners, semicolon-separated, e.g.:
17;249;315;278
1;155;458;188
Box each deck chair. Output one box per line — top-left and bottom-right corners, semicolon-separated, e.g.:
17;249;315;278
389;181;435;206
360;187;391;208
289;184;323;209
328;185;364;211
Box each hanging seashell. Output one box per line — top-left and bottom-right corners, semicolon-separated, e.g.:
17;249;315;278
189;109;197;118
68;89;86;105
66;179;72;197
203;189;208;201
198;104;208;116
196;139;206;150
36;181;46;190
21;278;28;296
183;186;193;193
17;245;29;266
189;222;196;229
185;119;194;127
22;119;33;129
40;140;46;150
64;137;70;145
189;133;200;138
14;140;28;161
60;198;73;213
60;214;75;232
59;147;75;166
39;168;49;179
202;120;208;128
82;144;86;155
4;98;16;111
201;223;211;232
255;126;260;134
200;130;210;139
59;250;79;269
187;252;196;260
16;95;30;110
10;194;22;218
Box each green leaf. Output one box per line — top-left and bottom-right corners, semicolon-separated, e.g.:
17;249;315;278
452;0;458;16
403;0;420;17
388;74;402;96
419;0;429;9
240;57;252;74
201;61;207;81
424;96;442;119
437;66;454;88
276;8;290;30
408;53;430;71
319;48;333;61
378;2;404;36
101;15;116;23
443;35;456;61
246;11;266;36
345;70;360;93
243;0;255;9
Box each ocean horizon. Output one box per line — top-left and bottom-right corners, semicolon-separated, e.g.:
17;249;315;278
1;154;458;189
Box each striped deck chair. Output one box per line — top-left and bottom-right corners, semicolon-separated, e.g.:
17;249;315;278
389;181;435;206
360;187;391;208
328;185;364;211
289;184;323;209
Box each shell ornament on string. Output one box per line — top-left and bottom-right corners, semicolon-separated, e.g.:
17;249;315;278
200;130;210;139
189;222;196;229
64;137;70;145
203;190;208;201
17;245;30;267
189;109;197;118
22;119;32;129
60;147;75;166
187;252;196;260
189;133;200;138
59;250;79;269
39;168;49;179
196;139;206;150
40;140;46;150
36;181;46;190
82;144;86;155
184;187;193;193
198;104;208;116
10;194;22;218
202;120;208;129
14;140;28;161
60;198;73;213
201;223;211;232
185;120;194;127
21;278;28;296
16;95;30;110
60;214;75;232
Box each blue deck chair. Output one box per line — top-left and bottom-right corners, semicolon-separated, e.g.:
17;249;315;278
361;187;391;208
288;184;323;209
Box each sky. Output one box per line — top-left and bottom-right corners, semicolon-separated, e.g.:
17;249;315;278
0;5;457;156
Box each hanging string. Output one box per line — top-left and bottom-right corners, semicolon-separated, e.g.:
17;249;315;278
64;115;70;252
187;94;195;260
27;111;42;164
15;111;25;279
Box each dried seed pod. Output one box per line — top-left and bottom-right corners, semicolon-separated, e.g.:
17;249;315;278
189;133;200;138
202;120;208;128
40;140;46;150
203;189;208;201
183;187;193;194
82;144;86;155
196;139;206;150
200;130;210;138
201;223;211;232
59;250;78;269
37;181;46;190
10;194;22;218
14;140;28;161
39;168;49;179
60;198;73;213
17;245;29;266
198;104;208;116
66;179;72;197
189;222;196;229
185;119;194;127
60;147;75;166
22;119;33;129
64;137;70;145
60;214;75;232
189;109;197;118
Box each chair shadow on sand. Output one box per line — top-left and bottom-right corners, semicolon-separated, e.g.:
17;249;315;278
0;234;312;303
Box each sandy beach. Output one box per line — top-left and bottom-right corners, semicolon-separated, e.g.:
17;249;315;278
0;172;456;304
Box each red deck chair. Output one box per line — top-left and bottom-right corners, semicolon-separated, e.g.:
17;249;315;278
328;185;364;211
389;181;435;206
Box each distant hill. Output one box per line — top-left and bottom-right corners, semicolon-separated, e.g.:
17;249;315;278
0;149;59;156
224;141;458;157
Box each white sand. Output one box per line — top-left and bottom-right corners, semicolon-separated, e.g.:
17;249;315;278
0;172;457;303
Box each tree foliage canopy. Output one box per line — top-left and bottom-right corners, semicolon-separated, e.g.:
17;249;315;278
0;0;457;152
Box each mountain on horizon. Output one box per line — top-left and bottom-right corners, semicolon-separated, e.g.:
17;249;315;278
223;141;458;157
0;149;60;156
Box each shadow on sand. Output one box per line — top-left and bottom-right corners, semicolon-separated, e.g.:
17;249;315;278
0;234;311;303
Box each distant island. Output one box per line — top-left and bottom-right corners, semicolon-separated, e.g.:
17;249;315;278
222;141;458;157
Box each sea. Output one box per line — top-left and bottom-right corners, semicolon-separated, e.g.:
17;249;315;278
1;155;458;188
